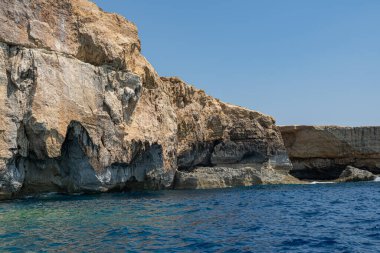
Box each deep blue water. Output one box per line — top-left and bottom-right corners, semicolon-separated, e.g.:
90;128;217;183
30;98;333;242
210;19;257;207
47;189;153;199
1;182;380;252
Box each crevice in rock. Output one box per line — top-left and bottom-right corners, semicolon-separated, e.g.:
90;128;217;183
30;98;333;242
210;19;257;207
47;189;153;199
17;121;98;195
61;121;99;158
177;140;220;171
177;140;271;172
1;156;25;198
12;121;169;196
289;166;346;181
6;68;16;98
287;155;380;181
289;162;380;181
240;151;268;164
101;143;165;191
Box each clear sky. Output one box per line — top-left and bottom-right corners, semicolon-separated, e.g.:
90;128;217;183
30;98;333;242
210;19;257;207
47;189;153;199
93;0;380;126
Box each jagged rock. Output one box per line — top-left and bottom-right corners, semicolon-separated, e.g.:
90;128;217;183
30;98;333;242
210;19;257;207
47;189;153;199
165;77;292;171
0;0;140;68
280;126;380;180
0;0;294;199
165;76;293;189
336;166;376;183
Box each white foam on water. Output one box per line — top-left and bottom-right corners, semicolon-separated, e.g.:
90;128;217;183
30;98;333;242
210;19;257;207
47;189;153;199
374;177;380;182
309;181;336;185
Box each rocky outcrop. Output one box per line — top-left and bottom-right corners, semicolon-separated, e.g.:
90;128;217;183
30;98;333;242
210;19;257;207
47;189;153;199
164;77;293;189
336;166;376;183
0;0;293;198
174;165;300;190
280;126;380;180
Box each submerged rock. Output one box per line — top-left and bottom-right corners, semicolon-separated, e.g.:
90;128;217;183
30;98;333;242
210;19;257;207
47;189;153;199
0;0;294;199
336;166;376;183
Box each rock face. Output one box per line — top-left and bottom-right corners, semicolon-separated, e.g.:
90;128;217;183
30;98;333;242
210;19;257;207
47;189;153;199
0;0;293;199
164;77;294;189
280;126;380;180
174;165;300;190
336;166;376;183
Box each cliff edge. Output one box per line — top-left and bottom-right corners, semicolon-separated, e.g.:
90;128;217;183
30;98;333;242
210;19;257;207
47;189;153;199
0;0;294;199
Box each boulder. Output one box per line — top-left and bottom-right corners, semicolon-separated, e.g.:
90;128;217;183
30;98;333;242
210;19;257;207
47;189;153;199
336;166;376;183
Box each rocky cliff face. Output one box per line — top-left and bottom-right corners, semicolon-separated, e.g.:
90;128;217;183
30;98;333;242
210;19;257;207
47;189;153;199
164;77;294;189
0;0;293;199
280;126;380;180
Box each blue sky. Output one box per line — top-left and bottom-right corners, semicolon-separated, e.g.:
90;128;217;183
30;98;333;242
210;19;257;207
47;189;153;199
93;0;380;126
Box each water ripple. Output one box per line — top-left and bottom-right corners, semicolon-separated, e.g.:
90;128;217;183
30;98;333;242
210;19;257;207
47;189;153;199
0;182;380;252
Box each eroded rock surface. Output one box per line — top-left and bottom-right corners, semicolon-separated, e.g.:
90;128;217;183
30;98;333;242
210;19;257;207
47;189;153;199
280;126;380;180
165;77;293;189
174;164;300;190
0;0;293;198
336;166;376;183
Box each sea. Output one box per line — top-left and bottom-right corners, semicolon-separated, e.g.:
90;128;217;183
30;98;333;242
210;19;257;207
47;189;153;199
1;181;380;252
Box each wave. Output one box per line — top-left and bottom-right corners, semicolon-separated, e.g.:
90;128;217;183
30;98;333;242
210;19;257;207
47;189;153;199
309;181;336;185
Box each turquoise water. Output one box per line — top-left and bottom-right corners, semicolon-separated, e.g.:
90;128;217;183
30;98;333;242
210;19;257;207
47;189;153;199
1;182;380;252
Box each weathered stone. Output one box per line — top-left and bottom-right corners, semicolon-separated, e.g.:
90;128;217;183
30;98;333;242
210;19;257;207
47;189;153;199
0;0;140;68
336;166;376;183
174;167;263;190
0;0;294;199
174;163;301;190
280;126;380;180
165;76;294;189
165;77;291;170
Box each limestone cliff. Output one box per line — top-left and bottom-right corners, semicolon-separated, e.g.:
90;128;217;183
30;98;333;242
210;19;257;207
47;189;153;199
0;0;293;199
164;77;294;189
280;126;380;180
